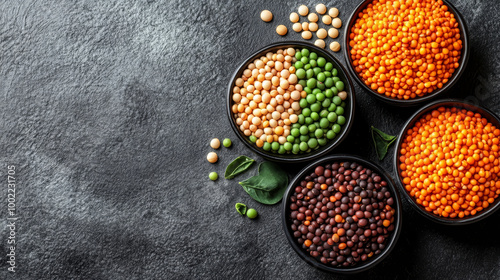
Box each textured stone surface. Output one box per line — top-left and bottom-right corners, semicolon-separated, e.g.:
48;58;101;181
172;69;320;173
0;0;499;279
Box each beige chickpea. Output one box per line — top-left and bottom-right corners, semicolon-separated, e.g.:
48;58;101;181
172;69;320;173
316;4;327;14
301;31;312;40
329;7;339;18
210;138;220;149
314;39;326;49
332;18;342;28
307;13;318;23
316;28;327;39
207;152;218;163
289;12;299;23
328;28;339;38
338;91;348;100
301;22;309;31
322;15;332;25
276;25;288;36
298;5;309;16
309;22;318;32
330;41;341;52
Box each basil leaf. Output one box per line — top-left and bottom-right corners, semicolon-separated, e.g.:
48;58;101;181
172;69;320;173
239;162;288;205
371;126;397;160
235;203;247;215
225;156;255;179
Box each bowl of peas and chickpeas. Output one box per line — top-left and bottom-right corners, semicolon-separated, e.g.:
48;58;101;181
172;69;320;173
344;0;469;106
227;41;355;163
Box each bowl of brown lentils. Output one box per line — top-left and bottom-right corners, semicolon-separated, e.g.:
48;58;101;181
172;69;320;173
282;155;402;273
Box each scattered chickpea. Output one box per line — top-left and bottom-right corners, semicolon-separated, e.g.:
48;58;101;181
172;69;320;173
210;138;220;149
330;41;341;52
314;39;326;49
322;15;332;25
328;28;339;38
289;12;299;23
316;28;327;39
301;30;312;40
315;4;327;14
301;22;309;31
332;17;342;28
260;10;273;22
307;13;318;23
292;22;302;32
298;5;309;16
207;152;218;163
276;25;288;36
329;7;339;18
308;22;318;32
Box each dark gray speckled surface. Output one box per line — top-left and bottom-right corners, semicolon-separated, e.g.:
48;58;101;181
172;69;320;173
1;0;499;279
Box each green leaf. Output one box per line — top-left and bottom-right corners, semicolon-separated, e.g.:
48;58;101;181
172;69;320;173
235;203;247;215
371;126;397;160
225;156;255;179
239;162;288;205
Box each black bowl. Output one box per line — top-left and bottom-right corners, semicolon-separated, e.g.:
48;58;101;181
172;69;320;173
227;41;356;163
343;0;469;106
282;155;402;273
394;99;500;225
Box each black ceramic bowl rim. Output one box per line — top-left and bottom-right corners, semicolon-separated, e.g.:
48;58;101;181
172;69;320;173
343;0;470;106
227;41;356;163
393;99;500;225
282;155;403;274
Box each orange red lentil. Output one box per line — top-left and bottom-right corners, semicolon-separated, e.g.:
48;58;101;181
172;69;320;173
348;0;463;99
399;107;500;218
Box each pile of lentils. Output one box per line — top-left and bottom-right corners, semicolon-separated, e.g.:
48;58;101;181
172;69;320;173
288;161;397;267
231;48;348;155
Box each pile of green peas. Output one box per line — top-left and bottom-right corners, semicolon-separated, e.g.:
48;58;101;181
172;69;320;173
259;48;348;155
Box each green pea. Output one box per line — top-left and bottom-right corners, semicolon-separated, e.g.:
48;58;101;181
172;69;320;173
322;98;331;108
317;72;326;82
223;138;232;147
292;123;301;129
299;125;309;135
302;107;311;117
341;101;346;108
309;132;315;138
312;88;322;95
306;93;316;104
309;59;317;67
318;138;327;146
320;118;330;128
296;68;306;79
306;69;314;79
298;114;305;124
325;89;334;98
284;142;293;152
328;103;337;112
246;208;258;219
325;77;334;88
325;62;333;71
309;52;318;60
335;106;344;115
271;142;280;151
316;92;326;103
299;142;309;151
336;81;345;91
249;135;257;143
308;124;317;132
294;138;300;144
295;61;304;69
278;145;286;154
317;57;326;67
209;172;218;181
311;112;320;121
311;103;321;112
287;135;295;143
292;144;300;154
317;81;325;90
324;71;332;77
301;56;309;64
332;68;338;76
333;96;342;105
263;142;271;151
307;78;317;89
308;138;318;149
299;135;310;142
299;79;307;88
295;52;302;60
326;130;336;139
337;115;346;125
333;77;340;83
313;67;321;76
291;128;300;137
320;109;329;118
301;48;310;57
315;129;324;138
305;117;313;124
332;87;339;95
327;112;338;122
299;99;308;108
333;124;341;133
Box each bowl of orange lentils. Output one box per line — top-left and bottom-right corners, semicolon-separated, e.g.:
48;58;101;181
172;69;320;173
394;99;500;224
344;0;469;106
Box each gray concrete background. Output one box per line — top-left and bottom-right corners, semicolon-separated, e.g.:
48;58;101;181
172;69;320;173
1;0;499;279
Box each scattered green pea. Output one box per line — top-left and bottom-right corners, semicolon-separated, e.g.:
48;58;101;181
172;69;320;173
223;138;232;147
209;172;218;181
246;208;258;219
